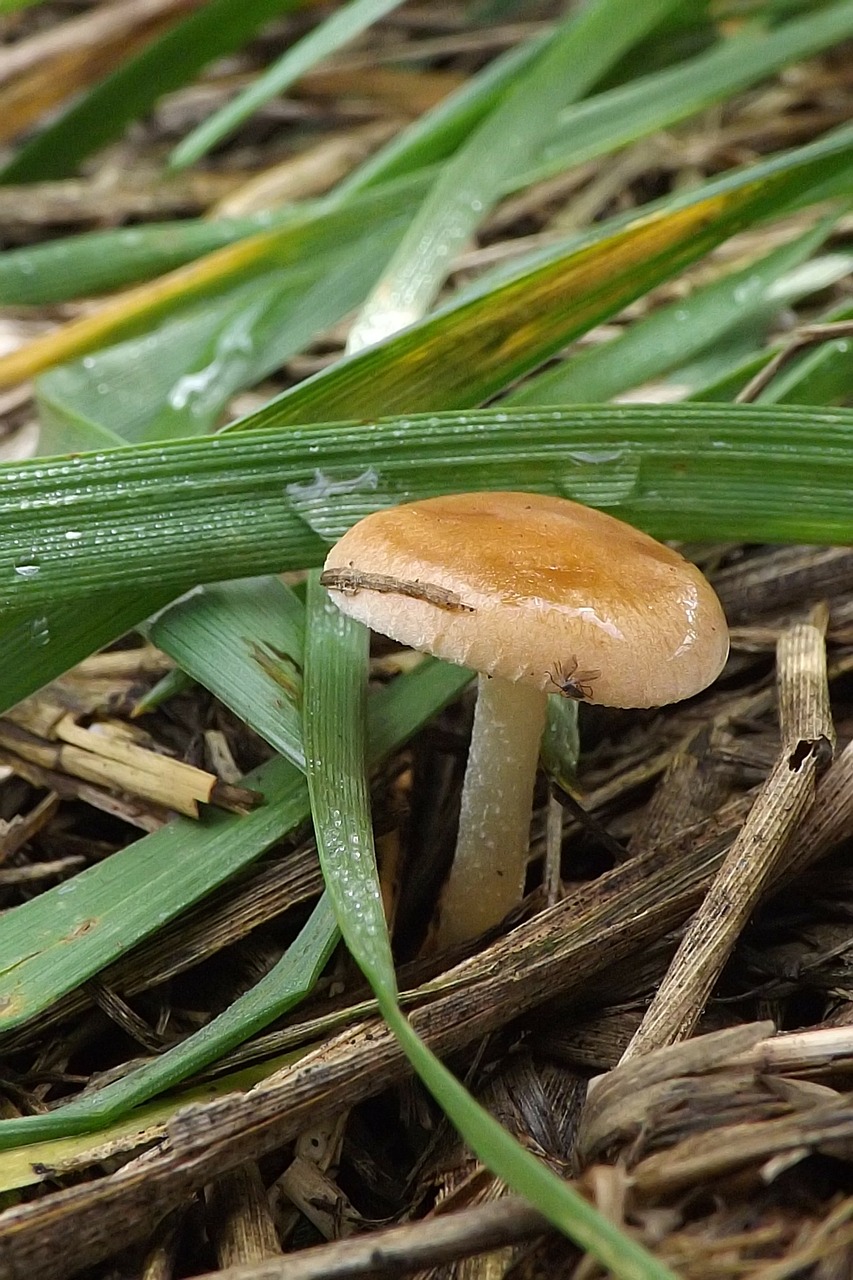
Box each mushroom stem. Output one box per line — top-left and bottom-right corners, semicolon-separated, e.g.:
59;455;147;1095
437;674;548;948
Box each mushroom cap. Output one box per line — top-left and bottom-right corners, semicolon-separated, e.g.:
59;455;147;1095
322;491;729;708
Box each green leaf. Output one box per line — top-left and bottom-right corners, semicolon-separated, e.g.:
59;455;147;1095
0;897;338;1150
0;0;312;183
525;0;853;188
349;0;682;344
0;404;851;621
37;216;411;445
144;577;307;769
0;170;427;387
239;126;853;424
0;657;470;1033
0;588;179;718
171;0;409;170
757;301;853;405
301;574;676;1280
507;217;846;405
0;214;295;307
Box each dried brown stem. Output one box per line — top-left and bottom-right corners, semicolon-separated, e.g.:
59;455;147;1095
619;616;834;1061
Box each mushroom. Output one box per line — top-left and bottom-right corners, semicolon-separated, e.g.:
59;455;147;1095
321;491;729;948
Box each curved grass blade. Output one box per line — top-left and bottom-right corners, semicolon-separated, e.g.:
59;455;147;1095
507;216;846;406
525;0;853;190
0;896;337;1151
302;574;676;1280
233;127;853;425
349;0;681;345
36;216;411;446
0;656;470;1034
0;404;851;618
0;170;426;388
144;577;307;769
337;31;549;197
0;0;311;183
172;0;408;170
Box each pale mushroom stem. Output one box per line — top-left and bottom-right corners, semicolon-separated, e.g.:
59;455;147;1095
437;674;548;948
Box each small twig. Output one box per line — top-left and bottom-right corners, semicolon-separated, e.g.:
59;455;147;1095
190;1197;548;1280
736;320;853;403
620;614;834;1062
320;568;475;613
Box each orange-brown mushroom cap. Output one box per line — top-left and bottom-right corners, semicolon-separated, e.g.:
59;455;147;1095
322;491;729;708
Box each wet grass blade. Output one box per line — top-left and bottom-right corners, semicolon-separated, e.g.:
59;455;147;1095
507;217;846;406
349;0;681;344
0;171;426;387
0;404;851;619
0;589;178;717
234;128;853;425
36;217;411;446
144;577;307;769
302;573;677;1280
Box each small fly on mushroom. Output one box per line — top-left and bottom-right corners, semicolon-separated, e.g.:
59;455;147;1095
322;490;730;948
548;659;600;702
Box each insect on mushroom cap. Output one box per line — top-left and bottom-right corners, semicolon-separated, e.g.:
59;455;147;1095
322;491;729;709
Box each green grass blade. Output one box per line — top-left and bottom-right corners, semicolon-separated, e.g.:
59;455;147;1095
0;754;307;1031
0;0;311;183
525;0;853;189
239;128;853;425
0;897;338;1150
303;575;394;991
0;589;179;717
756;299;853;405
0;657;470;1033
36;217;411;446
0;216;292;307
171;0;408;170
683;293;853;404
383;1007;676;1280
349;0;681;345
0;170;428;309
337;32;549;196
302;574;675;1280
38;270;325;446
0;404;851;619
0;0;47;12
0;170;428;387
507;217;845;405
0;1047;305;1193
144;577;306;769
